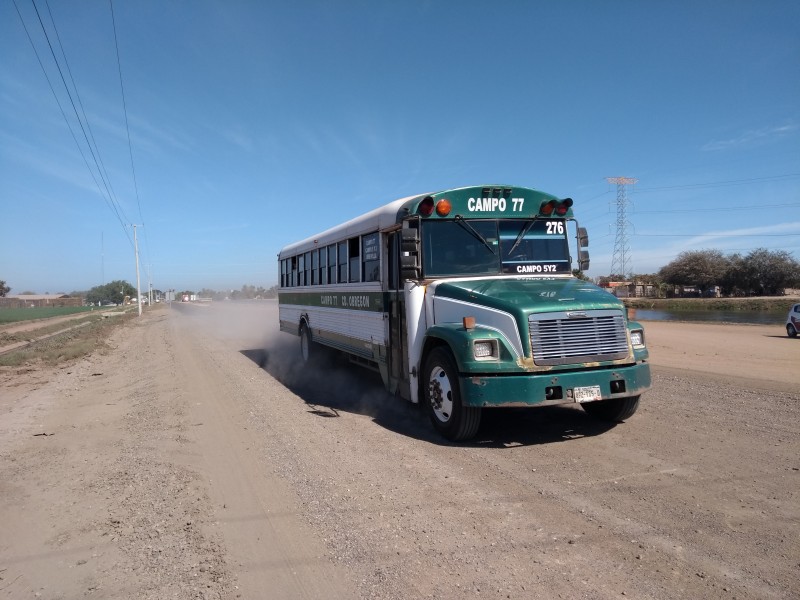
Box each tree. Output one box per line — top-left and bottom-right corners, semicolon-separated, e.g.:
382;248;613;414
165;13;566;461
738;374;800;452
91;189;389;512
658;249;729;295
738;248;800;295
0;280;10;297
86;280;136;305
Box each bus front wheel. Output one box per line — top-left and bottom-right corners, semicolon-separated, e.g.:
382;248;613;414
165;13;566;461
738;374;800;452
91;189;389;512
581;395;640;421
423;347;481;441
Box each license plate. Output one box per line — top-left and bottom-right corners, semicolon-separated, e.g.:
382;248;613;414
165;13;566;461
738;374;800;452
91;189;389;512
574;385;601;403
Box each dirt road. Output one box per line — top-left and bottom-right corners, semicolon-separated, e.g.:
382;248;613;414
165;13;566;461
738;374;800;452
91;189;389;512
1;302;797;599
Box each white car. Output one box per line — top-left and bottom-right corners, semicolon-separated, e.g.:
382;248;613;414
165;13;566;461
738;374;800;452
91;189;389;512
787;303;800;338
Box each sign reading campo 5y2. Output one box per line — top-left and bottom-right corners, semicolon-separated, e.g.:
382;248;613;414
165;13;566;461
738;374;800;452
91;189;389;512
278;185;650;441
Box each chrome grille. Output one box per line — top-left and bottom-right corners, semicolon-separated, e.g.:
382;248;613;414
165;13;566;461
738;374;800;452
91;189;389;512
528;310;629;366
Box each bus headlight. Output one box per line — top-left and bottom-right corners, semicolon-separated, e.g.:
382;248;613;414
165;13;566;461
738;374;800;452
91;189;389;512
630;329;645;348
473;340;498;360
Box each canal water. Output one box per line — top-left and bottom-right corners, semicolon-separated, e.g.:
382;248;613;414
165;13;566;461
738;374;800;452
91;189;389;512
629;308;786;325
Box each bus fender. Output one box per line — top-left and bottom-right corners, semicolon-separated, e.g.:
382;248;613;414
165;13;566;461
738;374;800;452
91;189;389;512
299;313;311;335
422;323;512;373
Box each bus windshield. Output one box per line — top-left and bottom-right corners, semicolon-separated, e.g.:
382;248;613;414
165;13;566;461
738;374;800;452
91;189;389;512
421;218;571;277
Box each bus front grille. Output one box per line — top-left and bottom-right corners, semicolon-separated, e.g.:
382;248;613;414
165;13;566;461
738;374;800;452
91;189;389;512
528;310;629;366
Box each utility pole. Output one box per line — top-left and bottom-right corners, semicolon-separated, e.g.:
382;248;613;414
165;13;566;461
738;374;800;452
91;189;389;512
133;224;142;317
147;264;153;306
606;176;638;279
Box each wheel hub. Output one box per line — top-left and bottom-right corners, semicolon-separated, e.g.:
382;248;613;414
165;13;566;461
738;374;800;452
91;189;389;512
428;366;453;421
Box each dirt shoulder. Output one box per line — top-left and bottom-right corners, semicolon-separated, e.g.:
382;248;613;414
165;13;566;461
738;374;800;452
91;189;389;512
641;320;798;393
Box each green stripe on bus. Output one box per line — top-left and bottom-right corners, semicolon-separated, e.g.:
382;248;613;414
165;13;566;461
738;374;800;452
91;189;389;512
279;291;386;312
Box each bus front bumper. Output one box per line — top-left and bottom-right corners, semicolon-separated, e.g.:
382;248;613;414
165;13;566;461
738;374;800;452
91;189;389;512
458;362;651;408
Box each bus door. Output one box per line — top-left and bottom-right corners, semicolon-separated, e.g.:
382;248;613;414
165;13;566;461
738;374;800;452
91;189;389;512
386;231;410;399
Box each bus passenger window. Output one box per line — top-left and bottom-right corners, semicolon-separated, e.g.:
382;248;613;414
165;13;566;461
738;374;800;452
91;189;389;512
361;232;380;282
338;242;348;283
328;244;337;284
311;249;319;285
348;237;360;283
319;246;328;285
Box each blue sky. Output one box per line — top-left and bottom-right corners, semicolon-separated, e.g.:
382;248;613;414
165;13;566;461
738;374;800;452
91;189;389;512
1;0;798;294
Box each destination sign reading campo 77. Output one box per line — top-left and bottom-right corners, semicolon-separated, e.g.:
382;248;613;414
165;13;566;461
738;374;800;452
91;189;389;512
465;197;526;212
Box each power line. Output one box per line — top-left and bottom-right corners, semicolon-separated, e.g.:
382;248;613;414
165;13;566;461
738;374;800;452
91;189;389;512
12;0;132;245
635;173;800;193
634;233;800;237
43;0;122;216
110;0;150;267
634;202;800;214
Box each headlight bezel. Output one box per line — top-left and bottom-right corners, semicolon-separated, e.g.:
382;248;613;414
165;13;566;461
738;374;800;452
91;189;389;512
472;339;499;361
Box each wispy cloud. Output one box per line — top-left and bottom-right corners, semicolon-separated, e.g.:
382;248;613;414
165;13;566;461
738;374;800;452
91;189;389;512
702;123;797;151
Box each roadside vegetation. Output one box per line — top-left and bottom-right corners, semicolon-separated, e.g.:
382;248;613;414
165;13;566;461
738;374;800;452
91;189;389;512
623;296;795;313
600;248;800;299
0;305;100;324
0;308;142;368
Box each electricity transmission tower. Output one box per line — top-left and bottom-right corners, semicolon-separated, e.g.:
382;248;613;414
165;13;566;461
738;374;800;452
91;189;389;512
607;176;638;278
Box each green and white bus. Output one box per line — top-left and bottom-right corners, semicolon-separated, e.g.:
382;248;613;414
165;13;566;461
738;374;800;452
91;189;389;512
278;185;650;440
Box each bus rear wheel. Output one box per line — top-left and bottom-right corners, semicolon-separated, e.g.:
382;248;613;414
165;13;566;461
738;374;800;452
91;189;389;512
300;323;314;363
581;395;640;421
423;347;481;441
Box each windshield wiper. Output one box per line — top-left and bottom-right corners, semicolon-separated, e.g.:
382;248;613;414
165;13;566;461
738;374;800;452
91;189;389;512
507;220;535;256
454;215;496;255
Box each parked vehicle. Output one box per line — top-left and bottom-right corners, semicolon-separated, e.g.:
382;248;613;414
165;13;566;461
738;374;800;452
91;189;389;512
786;303;800;338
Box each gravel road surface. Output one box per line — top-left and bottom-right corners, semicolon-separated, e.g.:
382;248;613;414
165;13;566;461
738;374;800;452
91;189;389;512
1;301;797;599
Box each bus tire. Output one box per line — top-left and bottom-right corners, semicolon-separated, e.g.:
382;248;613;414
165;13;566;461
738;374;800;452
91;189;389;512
581;395;640;421
423;347;481;441
300;323;314;364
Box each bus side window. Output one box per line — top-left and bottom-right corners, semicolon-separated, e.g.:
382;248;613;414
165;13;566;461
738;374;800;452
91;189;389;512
319;246;328;285
338;242;348;283
348;237;360;283
362;232;380;282
328;244;337;284
311;249;319;285
291;256;298;287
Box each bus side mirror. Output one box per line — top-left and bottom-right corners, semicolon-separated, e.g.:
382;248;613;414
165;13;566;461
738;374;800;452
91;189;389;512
400;221;421;279
577;227;589;248
579;250;590;271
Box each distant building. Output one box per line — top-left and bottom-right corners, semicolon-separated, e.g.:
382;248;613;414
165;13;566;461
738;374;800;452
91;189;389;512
0;294;82;308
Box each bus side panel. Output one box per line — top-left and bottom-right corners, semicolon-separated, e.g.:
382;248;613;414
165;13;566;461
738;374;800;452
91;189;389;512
281;298;387;362
312;306;385;360
279;304;302;335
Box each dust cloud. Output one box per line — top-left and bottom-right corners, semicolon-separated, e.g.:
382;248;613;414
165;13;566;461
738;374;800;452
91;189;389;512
170;300;429;436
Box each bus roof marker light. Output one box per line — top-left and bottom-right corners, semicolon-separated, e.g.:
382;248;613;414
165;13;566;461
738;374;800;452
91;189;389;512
556;198;574;216
436;199;452;217
418;196;435;217
540;200;556;216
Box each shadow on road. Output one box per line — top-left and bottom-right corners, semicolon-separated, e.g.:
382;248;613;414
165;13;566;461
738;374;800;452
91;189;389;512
241;345;618;448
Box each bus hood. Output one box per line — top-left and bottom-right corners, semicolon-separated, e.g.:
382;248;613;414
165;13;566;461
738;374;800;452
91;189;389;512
431;277;624;317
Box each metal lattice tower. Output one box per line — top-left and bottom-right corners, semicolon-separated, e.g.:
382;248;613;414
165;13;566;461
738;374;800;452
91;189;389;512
606;176;638;278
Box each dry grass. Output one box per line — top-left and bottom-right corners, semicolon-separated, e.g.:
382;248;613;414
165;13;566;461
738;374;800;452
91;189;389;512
0;311;137;367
